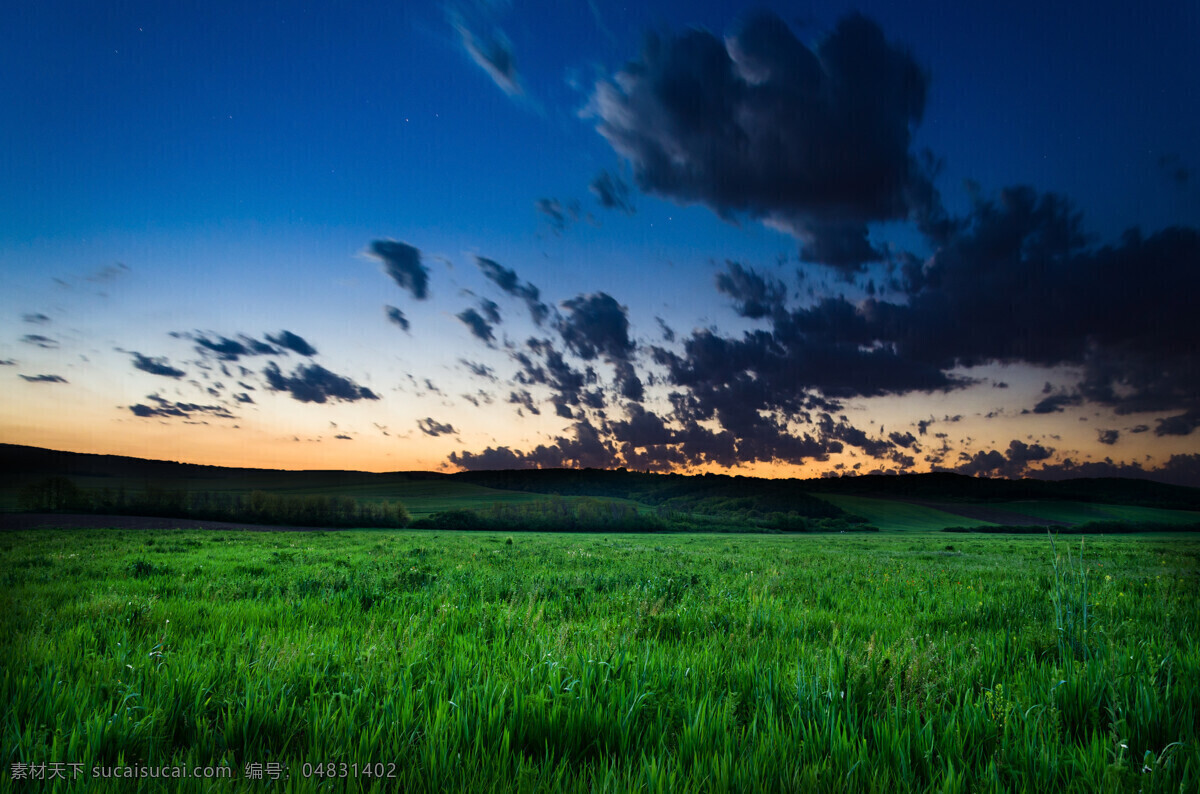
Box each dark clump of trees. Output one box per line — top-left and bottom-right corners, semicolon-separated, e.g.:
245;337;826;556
17;477;409;528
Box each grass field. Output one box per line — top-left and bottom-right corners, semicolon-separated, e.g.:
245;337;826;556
2;527;1197;792
958;501;1200;528
812;494;997;531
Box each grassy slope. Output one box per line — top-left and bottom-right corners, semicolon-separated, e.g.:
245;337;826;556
814;494;998;531
2;529;1197;792
931;500;1200;527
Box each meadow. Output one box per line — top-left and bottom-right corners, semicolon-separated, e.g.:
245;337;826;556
2;527;1198;792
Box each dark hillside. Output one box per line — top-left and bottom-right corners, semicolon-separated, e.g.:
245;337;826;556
453;468;844;519
802;472;1200;510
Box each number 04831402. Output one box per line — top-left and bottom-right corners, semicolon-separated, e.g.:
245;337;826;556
300;762;397;779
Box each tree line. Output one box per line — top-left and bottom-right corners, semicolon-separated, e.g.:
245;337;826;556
17;477;409;528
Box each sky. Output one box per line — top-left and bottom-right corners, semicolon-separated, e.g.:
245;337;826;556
2;0;1199;484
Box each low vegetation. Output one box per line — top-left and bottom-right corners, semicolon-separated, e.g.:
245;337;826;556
411;499;875;534
2;528;1197;792
943;520;1200;534
17;477;409;529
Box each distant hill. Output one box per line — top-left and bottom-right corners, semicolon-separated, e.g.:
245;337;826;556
452;466;1200;512
3;443;1199;520
801;471;1200;511
0;443;438;488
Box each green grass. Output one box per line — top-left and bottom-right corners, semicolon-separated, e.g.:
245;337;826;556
968;500;1200;527
2;528;1197;792
814;494;997;531
1084;504;1200;525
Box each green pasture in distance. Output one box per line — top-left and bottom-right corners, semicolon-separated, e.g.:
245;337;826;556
1085;503;1200;525
928;500;1200;527
2;529;1197;792
813;493;996;531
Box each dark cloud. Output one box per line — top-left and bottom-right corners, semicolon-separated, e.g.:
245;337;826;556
888;431;918;449
1030;453;1200;488
476;256;520;292
590;170;635;214
535;198;583;233
18;374;67;383
265;330;317;357
558;293;634;361
955;439;1054;478
452;406;805;472
233;392;255;404
590;12;938;268
263;362;379;404
451;420;616;470
513;337;590;414
907;194;1200;422
448;445;527;470
20;334;58;349
129;394;234;420
454;18;523;96
652;306;962;450
1097;429;1119;445
475;257;549;324
1155;410;1200;437
818;414;891;459
656;317;675;343
0;359;15;366
130;352;185;378
186;333;279;361
508;389;540;416
736;187;1200;431
22;313;50;324
371;240;429;300
1030;392;1083;415
715;261;786;319
478;299;501;325
457;308;495;344
417;417;458;437
558;293;642;402
459;360;496;380
1129;424;1150;434
384;305;410;332
536;198;567;231
460;390;494;407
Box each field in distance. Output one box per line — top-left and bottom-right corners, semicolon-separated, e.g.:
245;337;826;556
2;528;1197;791
3;443;1200;532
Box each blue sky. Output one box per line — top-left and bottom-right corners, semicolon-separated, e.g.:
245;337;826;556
2;0;1198;482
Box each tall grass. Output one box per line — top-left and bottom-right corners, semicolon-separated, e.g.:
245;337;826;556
1;529;1197;792
1047;532;1092;663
